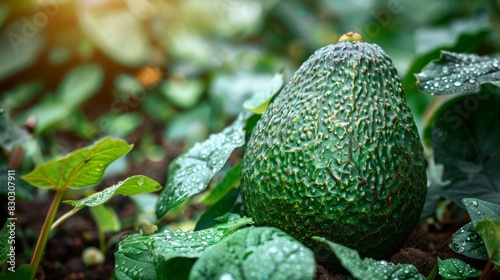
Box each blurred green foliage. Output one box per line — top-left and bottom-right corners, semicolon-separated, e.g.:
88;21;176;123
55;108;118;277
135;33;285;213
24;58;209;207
0;0;499;198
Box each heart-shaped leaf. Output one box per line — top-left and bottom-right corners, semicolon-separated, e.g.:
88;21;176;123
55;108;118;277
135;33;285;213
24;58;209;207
189;227;315;280
155;112;247;218
314;237;425;280
22;137;132;190
475;218;500;271
416;51;500;95
115;215;253;280
64;175;161;208
437;257;481;280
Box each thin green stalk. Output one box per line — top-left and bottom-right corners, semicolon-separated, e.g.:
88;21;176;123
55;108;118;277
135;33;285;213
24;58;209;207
50;206;83;232
30;190;65;280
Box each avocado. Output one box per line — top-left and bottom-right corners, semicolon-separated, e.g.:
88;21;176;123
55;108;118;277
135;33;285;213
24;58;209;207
241;32;426;264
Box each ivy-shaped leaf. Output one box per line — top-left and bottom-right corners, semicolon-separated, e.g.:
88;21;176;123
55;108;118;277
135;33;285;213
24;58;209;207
475;219;500;271
242;72;284;114
437;257;481;280
449;222;488;260
431;93;500;206
64;175;161;208
155;112;247;218
416;51;500;95
189;227;315;280
22;137;132;191
115;215;253;280
314;237;425;280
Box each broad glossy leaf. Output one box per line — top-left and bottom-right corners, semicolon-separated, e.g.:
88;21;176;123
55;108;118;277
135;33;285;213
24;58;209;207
0;107;30;152
475;219;500;270
437;257;481;280
200;162;241;206
242;72;284;114
431;93;500;206
89;204;121;233
190;227;315;280
0;19;44;82
449;222;488;260
156;113;246;218
115;215;252;280
416;51;500;95
22;137;132;190
64;175;161;208
463;198;500;226
314;237;425;280
195;189;240;231
77;6;150;66
57;64;104;108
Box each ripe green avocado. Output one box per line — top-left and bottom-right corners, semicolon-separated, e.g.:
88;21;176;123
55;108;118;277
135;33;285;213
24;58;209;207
241;32;427;264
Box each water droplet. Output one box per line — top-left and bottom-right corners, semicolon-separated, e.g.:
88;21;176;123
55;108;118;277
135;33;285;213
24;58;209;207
268;247;278;253
434;82;439;87
137;177;144;186
469;78;476;83
454;81;462;87
472;200;478;207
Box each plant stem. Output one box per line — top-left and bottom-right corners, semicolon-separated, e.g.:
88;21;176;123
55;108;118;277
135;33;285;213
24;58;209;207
50;206;82;232
29;190;64;280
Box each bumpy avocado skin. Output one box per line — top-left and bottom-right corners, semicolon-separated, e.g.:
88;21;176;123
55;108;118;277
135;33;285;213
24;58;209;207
241;41;427;263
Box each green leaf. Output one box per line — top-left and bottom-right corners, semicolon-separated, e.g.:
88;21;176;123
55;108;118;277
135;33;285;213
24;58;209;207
115;215;253;279
416;51;500;95
160;78;204;109
156;113;247;218
77;6;150;66
64;175;161;208
189;227;315;280
57;64;104;108
90;204;121;233
22;137;132;190
431;93;500;206
475;219;500;270
0;166;34;200
437;257;481;280
0;107;30;152
200;162;241;205
314;237;425;280
210;71;283;116
0;80;43;110
0;19;44;82
0;220;12;265
196;190;240;231
463;198;500;226
242;72;284;114
449;222;488;260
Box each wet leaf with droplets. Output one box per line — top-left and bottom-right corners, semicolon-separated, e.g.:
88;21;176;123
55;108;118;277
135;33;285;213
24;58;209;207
475;218;500;271
449;222;488;260
449;198;500;260
155;112;247;218
189;227;315;280
437;257;481;280
114;215;252;280
242;72;284;114
463;198;500;227
200;162;241;206
21;137;132;191
430;93;500;207
313;237;425;280
63;175;161;208
416;51;500;95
